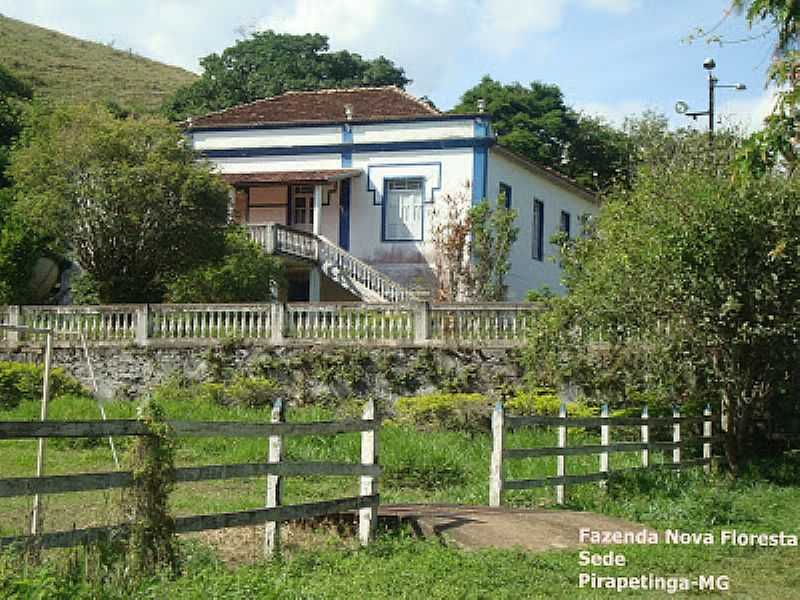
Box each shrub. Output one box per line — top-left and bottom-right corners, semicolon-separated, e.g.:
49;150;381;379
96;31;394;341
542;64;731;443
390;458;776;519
0;361;85;409
394;392;490;432
506;387;597;417
223;375;279;408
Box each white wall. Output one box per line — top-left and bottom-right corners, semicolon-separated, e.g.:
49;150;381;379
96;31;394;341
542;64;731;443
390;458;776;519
486;150;598;299
352;120;475;143
191;126;342;150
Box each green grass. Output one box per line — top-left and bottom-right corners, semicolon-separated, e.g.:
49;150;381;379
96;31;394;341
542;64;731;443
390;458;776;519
0;15;196;112
1;393;799;598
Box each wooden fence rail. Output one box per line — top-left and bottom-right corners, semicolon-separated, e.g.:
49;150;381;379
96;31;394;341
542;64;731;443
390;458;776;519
489;403;715;507
1;302;541;349
0;400;381;556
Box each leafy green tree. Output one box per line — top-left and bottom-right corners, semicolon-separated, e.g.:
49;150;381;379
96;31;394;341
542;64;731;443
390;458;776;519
0;64;31;188
164;228;284;303
469;198;519;301
8;103;230;303
452;76;628;190
164;31;410;120
525;131;800;472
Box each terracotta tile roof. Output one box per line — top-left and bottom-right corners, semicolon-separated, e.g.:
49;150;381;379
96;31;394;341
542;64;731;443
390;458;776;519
189;86;441;129
220;169;362;185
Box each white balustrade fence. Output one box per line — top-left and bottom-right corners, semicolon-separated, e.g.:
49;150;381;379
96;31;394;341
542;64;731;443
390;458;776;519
1;302;541;348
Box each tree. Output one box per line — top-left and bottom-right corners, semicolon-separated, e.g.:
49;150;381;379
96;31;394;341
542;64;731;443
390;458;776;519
8;103;230;303
469;198;519;301
164;31;410;120
452;76;629;190
0;64;31;188
164;228;284;303
525;131;800;472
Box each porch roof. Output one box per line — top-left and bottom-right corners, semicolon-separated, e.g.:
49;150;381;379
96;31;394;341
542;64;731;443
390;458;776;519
221;168;361;186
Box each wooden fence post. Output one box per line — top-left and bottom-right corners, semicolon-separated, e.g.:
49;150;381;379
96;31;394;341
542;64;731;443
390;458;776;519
135;304;149;347
265;398;285;558
489;401;504;507
6;306;20;346
413;301;430;346
359;398;378;546
30;331;52;536
270;304;285;345
703;404;712;474
556;402;566;505
641;405;649;468
599;403;609;488
673;404;681;468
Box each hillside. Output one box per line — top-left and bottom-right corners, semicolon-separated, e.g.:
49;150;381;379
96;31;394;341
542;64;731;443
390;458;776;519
0;15;197;112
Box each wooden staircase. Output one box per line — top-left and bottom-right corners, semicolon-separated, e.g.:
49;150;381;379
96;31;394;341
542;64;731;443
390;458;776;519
247;223;413;303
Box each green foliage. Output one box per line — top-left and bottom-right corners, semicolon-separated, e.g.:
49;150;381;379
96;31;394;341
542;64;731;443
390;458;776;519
0;15;196;113
453;76;629;190
505;387;596;417
164;31;409;120
468;198;519;301
223;375;280;408
0;64;31;189
68;271;101;305
123;398;179;577
151;373;280;410
525;131;800;469
9;103;230;302
394;392;490;432
0;361;85;409
164;227;284;303
0;207;52;304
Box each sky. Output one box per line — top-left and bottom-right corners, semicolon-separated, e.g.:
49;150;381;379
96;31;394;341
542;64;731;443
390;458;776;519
0;0;779;131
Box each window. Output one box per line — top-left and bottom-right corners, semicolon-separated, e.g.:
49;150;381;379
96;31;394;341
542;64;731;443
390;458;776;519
291;184;314;226
532;199;544;260
499;182;512;209
384;178;424;241
560;210;571;238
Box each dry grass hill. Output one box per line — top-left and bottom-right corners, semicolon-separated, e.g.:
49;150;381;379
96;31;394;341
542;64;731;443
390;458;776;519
0;14;197;111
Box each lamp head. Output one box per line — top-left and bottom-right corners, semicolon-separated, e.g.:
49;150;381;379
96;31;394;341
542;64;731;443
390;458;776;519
703;58;716;70
735;83;746;90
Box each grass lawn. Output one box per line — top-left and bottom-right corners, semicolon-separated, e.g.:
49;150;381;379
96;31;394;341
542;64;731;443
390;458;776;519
1;393;799;598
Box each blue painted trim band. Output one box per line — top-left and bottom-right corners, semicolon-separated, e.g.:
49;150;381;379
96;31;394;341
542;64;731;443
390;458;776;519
188;114;488;133
200;137;493;159
472;146;487;205
366;162;441;205
339;178;351;251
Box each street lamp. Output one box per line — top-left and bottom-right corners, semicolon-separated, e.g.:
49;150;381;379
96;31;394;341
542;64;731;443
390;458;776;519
675;58;747;144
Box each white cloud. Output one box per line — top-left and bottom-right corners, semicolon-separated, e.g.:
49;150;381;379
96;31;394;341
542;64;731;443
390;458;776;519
717;89;777;133
573;99;652;126
582;0;639;14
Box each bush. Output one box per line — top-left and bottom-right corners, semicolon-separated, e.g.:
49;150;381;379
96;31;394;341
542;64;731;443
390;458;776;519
0;361;85;409
164;228;284;303
506;387;596;417
394;392;490;432
223;375;279;408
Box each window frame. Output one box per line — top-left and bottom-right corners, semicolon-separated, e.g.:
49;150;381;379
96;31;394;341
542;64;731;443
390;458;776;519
560;210;571;239
499;182;512;209
382;176;426;242
532;198;544;261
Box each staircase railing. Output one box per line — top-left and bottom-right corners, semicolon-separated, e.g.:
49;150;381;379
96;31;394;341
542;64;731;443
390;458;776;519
247;223;412;303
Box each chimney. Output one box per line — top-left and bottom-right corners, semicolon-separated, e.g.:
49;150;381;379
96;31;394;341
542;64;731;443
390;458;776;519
344;103;353;121
477;98;486;113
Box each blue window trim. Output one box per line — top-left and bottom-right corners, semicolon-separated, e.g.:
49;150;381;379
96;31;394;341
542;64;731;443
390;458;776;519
560;210;571;238
381;176;426;243
367;162;441;205
499;182;512;209
533;199;544;261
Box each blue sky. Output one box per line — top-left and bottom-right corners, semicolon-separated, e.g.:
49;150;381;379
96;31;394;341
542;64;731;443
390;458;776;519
0;0;777;130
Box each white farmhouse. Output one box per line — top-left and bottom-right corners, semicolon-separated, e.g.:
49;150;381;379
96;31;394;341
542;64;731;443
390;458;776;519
185;87;598;302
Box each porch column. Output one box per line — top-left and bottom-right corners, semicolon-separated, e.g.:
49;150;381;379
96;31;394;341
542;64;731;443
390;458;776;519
309;267;321;302
313;184;323;236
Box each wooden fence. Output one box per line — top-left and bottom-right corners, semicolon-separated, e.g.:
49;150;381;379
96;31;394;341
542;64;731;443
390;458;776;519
0;399;380;555
0;302;539;348
489;403;714;507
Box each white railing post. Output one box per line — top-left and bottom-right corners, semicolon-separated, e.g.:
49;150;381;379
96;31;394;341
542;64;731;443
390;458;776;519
359;398;378;546
641;405;649;468
599;403;609;488
6;305;20;346
556;402;566;505
673;404;681;468
265;398;285;558
270;303;285;345
413;301;430;346
135;304;149;347
703;404;712;474
489;401;504;507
